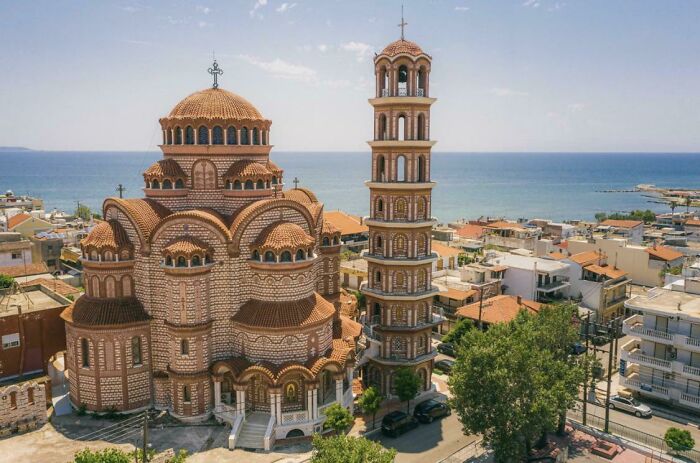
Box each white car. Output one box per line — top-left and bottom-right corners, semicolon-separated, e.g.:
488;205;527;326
608;395;652;417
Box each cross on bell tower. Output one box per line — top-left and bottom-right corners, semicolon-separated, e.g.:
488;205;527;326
398;5;408;40
208;60;224;89
293;177;300;189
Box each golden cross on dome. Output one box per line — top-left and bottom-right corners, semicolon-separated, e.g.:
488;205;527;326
208;59;223;89
398;5;408;40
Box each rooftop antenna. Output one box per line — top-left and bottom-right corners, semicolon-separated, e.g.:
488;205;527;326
208;56;223;89
398;4;408;40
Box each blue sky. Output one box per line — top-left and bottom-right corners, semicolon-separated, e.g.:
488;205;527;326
1;0;699;152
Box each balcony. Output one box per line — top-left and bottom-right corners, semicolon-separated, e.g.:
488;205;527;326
620;373;671;400
621;314;674;344
620;340;673;372
537;278;570;293
380;88;426;97
679;392;700;409
675;334;700;354
681;364;700;381
373;350;437;366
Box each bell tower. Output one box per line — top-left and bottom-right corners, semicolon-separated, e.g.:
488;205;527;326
361;29;439;396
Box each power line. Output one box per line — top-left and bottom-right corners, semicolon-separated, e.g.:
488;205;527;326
74;413;143;441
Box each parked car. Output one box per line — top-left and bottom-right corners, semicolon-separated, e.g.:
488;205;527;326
381;411;419;437
607;395;652;418
437;342;455;357
434;359;455;375
413;399;451;423
570;342;587;355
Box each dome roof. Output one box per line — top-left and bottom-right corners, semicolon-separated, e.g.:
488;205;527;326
81;220;131;251
143;159;186;179
163;236;212;257
224;160;271;179
254;221;314;251
167;88;265;121
379;39;426;58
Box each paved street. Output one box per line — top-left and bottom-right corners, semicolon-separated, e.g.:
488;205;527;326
370;412;479;463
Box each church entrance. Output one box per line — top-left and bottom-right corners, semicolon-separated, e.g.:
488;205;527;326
246;374;270;413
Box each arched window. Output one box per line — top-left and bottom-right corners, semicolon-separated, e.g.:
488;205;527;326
81;338;90;368
180;339;189;355
397;155;406;182
417;67;426;96
212;126;224;144
377;198;384;212
418;156;426;182
183;385;191;402
175;178;185;189
198;125;209;144
397;115;407;141
394;198;408;220
393;234;407;257
271;176;278;185
252;250;260;260
166;130;172;145
417;114;426;141
191;255;201;266
322;237;330;246
262;130;267;145
162;179;173;189
252;128;260;145
379;66;388;96
165;256;173;266
256;179;265;189
234;180;242;190
417;197;427;220
284;382;298;403
398;65;408;96
227;126;237;145
241;127;249;145
205;254;212;264
280;251;292;262
395;272;405;286
333;236;339;245
185;126;195;144
176;256;187;267
376;235;383;252
225;180;232;189
378;114;388;140
151;179;160;189
375;271;381;283
244;180;254;190
377;155;386;181
131;336;142;366
264;251;276;262
296;249;305;261
175;127;183;144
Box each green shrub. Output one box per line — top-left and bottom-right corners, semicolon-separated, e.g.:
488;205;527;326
664;427;695;453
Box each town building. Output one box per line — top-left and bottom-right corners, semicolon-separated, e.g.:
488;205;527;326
340;258;367;290
621;282;700;412
322;210;369;253
597;219;644;243
456;295;541;328
60;65;361;449
485;252;571;303
29;233;63;273
683;219;700;242
567;237;684;287
360;32;438;396
431;240;461;271
0;233;33;269
6;213;53;238
0;191;43;213
529;219;576;239
483;221;541;251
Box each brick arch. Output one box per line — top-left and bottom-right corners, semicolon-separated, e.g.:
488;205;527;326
229;199;316;256
151;212;231;248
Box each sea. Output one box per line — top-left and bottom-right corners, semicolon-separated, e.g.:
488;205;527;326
0;151;698;224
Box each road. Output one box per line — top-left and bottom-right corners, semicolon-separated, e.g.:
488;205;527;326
370;412;479;463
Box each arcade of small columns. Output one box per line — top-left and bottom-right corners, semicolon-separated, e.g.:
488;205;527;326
211;366;354;424
375;59;431;98
160;122;271;147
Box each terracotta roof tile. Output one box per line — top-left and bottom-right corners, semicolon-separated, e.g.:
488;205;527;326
22;279;81;297
432;241;461;258
601;219;643;229
254;221;314;251
283;188;318;205
323;211;368;236
440;287;476;302
584;264;628;280
163;236;212;257
7;213;31;230
455;224;484;239
0;262;49;277
61;295;150;327
484;220;525;230
456;295;541;325
231;293;334;330
224;160;271;179
81;220;131;251
105;198;171;242
379;39;427;58
548;252;567;260
322;220;340;236
165;88;265;121
265;160;283;174
143;159;186;179
646;246;684;262
568;250;603;266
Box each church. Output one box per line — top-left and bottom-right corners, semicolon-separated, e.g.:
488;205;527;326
61;61;361;447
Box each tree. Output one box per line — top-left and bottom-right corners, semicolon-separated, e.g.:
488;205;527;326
75;203;93;221
594;212;607;223
73;448;131;463
441;318;474;344
393;368;420;414
664;427;695;453
311;434;396;463
448;304;585;462
357;386;382;430
323;403;353;434
686;196;693;214
0;274;14;289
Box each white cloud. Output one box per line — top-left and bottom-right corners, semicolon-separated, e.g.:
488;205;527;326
196;5;211;14
489;87;529;97
276;2;297;13
250;0;267;18
568;103;586;112
455;6;470;11
166;16;188;25
317;44;328;52
340;41;374;62
237;54;317;82
523;0;540;7
198;20;210;28
121;5;140;13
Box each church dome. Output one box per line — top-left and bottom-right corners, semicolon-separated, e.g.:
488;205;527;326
379;39;426;58
167;88;265;121
254;221;314;252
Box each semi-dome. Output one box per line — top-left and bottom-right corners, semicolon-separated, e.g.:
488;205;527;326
82;220;131;252
379;39;426;58
167;88;265;121
254;221;314;252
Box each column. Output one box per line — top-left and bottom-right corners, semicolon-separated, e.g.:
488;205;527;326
312;388;318;419
306;387;314;420
270;390;282;425
213;379;222;410
335;377;343;404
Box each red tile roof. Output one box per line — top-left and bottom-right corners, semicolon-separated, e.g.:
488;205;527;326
22;279;81;297
61;296;150;327
231;293;335;330
379;39;426;57
7;213;31;230
601;219;643;229
455;224;484;239
584;264;628;280
254;221;315;251
166;88;265;121
224;160;271;179
81;220;131;250
568;250;603;266
143;159;186;179
323;211;368;236
484;220;525;230
440;288;477;302
646;246;683;262
0;262;49;277
432;241;461;258
456;295;541;325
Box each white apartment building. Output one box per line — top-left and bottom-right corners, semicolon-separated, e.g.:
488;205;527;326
485;252;570;303
483;221;541;251
597;219;644;243
0;233;32;268
621;281;700;412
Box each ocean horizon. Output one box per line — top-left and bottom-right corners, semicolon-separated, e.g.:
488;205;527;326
1;150;699;223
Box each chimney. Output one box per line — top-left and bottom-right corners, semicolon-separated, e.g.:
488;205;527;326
517;295;522;306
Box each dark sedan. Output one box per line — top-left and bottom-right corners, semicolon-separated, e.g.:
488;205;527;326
413;399;451;423
434;359;454;375
437;342;455;357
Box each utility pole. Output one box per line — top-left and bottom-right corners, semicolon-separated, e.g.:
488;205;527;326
582;313;590;426
141;412;149;463
477;287;485;330
604;319;615;433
